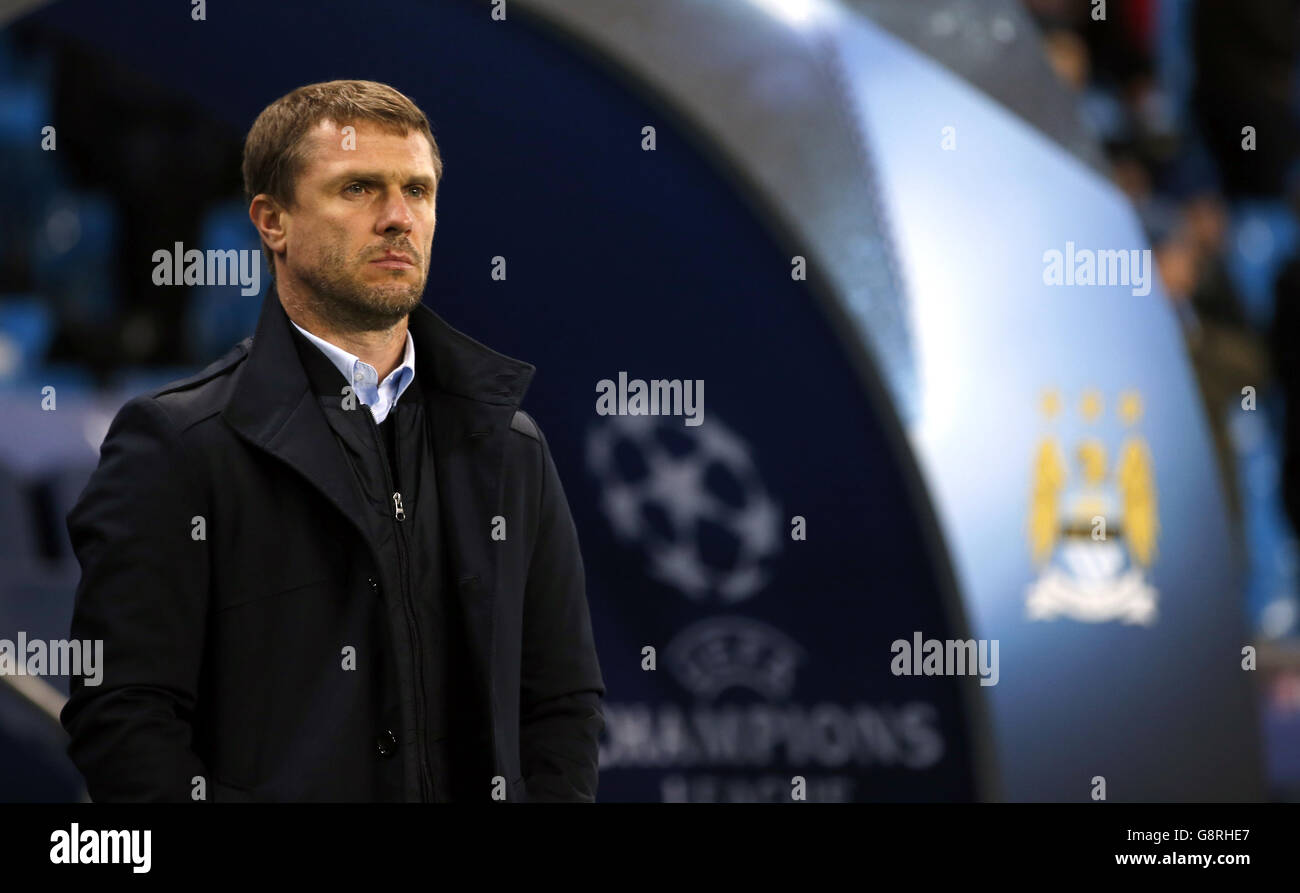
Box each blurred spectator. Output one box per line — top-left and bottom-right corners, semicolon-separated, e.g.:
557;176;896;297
1192;0;1300;199
12;21;244;376
1271;180;1300;535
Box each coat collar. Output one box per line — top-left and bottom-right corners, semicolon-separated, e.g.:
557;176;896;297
222;283;536;553
225;282;534;436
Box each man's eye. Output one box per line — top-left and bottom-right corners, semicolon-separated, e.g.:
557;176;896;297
408;186;426;198
345;183;366;195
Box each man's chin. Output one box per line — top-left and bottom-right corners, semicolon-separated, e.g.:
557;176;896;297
357;271;425;305
365;295;425;323
327;288;425;330
296;266;426;329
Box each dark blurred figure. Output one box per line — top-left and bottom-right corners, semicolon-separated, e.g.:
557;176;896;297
1161;192;1268;521
13;22;243;375
1192;0;1300;198
1272;181;1300;535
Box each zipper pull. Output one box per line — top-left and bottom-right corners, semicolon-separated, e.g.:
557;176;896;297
392;492;406;521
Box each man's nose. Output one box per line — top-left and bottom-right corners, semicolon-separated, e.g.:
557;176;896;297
375;187;414;233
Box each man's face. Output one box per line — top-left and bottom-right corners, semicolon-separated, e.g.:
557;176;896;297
280;119;437;330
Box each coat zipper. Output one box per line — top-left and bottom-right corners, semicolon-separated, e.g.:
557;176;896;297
364;406;435;803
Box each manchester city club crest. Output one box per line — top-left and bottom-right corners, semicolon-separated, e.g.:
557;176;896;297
1025;389;1160;625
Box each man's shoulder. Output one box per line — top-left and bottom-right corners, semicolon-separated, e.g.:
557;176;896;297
144;337;252;432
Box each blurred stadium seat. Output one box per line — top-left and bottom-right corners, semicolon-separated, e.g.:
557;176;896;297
0;295;53;382
184;198;266;363
0;461;38;560
1228;199;1300;328
31;189;119;329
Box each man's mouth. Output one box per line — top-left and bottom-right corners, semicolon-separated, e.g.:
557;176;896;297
371;252;415;269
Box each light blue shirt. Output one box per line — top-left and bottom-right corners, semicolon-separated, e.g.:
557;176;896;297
290;320;415;425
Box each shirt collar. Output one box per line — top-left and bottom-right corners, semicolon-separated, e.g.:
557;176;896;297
289;318;416;405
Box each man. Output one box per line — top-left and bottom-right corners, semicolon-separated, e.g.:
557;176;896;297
60;80;606;802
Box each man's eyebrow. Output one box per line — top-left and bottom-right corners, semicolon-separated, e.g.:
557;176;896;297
325;170;436;188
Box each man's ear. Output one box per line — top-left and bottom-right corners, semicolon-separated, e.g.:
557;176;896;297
249;194;289;256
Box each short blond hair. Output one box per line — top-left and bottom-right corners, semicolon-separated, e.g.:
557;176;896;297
242;79;443;277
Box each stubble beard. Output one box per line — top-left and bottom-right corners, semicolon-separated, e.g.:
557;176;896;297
298;244;427;332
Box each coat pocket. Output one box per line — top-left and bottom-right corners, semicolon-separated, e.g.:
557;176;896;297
216;575;333;613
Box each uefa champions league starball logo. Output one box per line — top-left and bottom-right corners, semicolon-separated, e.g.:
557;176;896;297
585;412;782;602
